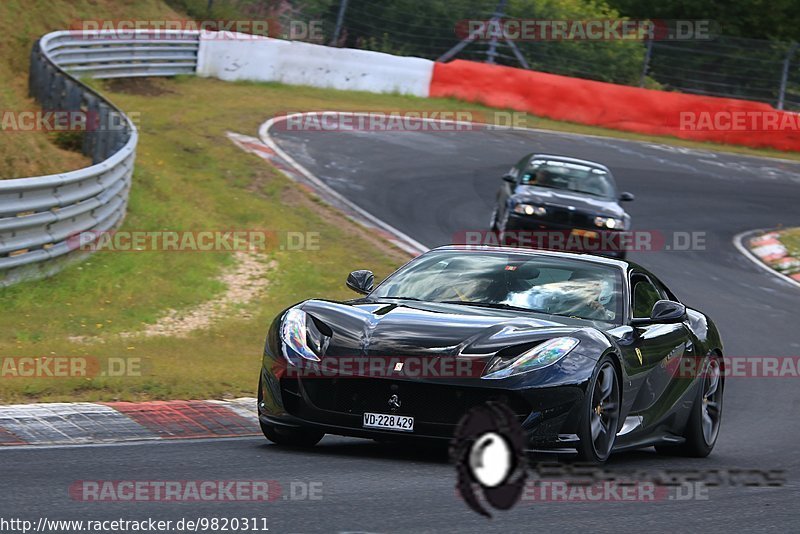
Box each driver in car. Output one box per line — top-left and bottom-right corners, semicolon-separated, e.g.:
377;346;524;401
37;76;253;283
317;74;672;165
519;272;615;321
570;276;615;321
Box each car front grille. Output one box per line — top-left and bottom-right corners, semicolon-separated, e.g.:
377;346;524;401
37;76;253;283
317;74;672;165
547;206;593;228
290;377;531;424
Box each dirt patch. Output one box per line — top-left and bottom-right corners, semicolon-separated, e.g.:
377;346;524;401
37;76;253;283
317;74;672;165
278;181;304;207
133;252;275;338
104;78;177;97
70;252;275;342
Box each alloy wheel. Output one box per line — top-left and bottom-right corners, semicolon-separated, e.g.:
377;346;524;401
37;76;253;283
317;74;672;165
701;356;722;445
590;362;620;459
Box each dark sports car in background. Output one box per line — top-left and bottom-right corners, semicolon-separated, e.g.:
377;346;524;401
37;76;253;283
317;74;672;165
258;246;724;462
490;154;635;259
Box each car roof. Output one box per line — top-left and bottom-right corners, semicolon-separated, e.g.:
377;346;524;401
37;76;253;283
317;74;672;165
528;154;612;173
429;245;634;270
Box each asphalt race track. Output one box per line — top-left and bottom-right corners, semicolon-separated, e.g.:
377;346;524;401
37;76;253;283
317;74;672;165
4;122;800;532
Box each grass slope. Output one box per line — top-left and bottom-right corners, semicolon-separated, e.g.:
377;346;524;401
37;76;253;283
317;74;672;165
0;0;184;178
0;77;413;403
778;228;800;259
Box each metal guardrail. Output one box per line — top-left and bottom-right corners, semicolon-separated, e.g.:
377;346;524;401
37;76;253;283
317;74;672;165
1;30;200;286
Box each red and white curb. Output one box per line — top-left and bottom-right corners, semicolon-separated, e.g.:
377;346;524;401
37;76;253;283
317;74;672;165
0;398;259;446
733;229;800;290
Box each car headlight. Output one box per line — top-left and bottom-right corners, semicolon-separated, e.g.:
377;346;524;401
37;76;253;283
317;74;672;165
280;308;321;364
513;203;547;216
594;216;624;229
482;337;579;379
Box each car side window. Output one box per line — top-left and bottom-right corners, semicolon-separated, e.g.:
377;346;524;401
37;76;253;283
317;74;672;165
631;275;661;319
520;158;540;184
651;276;679;302
509;156;529;182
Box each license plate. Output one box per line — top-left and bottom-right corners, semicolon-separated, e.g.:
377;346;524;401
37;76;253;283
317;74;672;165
572;229;599;239
363;412;414;432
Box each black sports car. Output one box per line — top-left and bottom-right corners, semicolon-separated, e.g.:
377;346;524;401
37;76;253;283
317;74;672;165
258;246;723;462
490;154;635;259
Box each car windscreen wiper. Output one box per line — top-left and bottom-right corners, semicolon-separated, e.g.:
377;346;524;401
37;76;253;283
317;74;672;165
528;183;563;191
378;296;427;302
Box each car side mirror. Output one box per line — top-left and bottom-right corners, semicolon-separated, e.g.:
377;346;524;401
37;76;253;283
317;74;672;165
619;191;635;201
346;270;374;295
632;300;686;325
650;300;686;323
502;174;517;184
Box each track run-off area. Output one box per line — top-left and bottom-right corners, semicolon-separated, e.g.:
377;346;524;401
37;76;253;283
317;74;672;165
3;116;800;532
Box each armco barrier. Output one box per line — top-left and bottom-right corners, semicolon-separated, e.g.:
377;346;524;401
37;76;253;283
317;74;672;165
430;60;800;153
197;36;434;97
1;30;199;286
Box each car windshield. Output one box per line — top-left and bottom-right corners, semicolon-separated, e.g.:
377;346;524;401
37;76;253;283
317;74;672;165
521;159;615;198
370;251;623;323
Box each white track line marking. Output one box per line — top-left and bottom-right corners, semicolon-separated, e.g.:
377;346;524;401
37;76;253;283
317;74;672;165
259;114;428;255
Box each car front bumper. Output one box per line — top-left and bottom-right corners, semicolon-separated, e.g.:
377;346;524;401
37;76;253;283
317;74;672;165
504;213;627;259
258;366;590;448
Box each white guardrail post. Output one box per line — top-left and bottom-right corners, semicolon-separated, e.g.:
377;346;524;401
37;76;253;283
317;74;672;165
1;30;200;286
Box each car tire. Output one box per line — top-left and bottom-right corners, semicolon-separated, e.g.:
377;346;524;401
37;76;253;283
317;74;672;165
489;205;500;232
497;210;518;247
655;353;723;458
260;420;325;447
257;375;325;447
576;355;621;463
